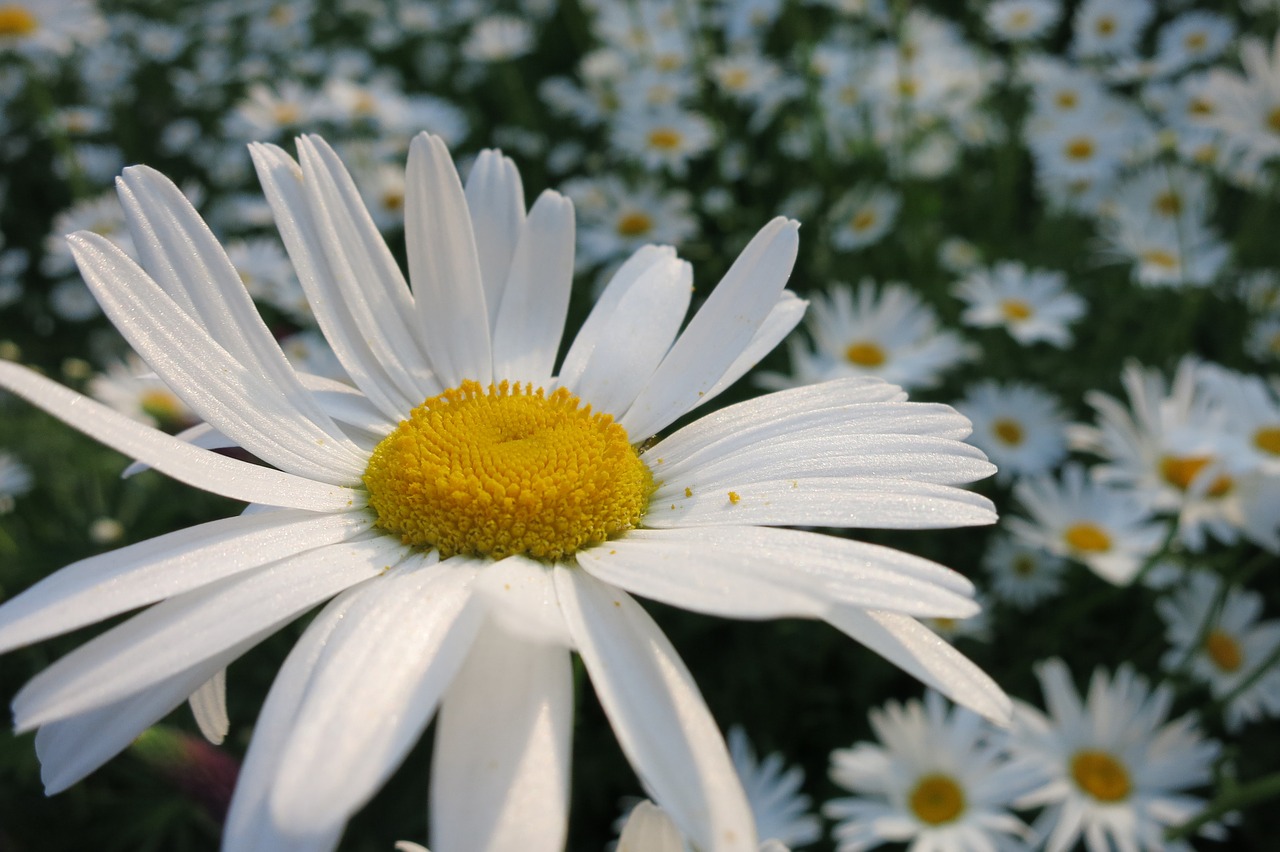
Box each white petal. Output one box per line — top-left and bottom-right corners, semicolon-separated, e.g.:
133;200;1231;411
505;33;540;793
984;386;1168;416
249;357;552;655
270;556;483;833
644;477;996;530
577;526;977;619
696;291;807;410
294;136;437;404
621;218;799;439
824;607;1011;724
430;624;572;852
618;801;686;852
557;245;675;390
68;233;367;483
0;508;373;654
249;141;417;421
35;641;247;794
115;167;361;454
12;536;402;731
405;132;492;386
491;190;575;386
465;149;526;329
0;361;362;512
297;372;396;436
566;253;692;419
222;585;374;852
554;567;756;852
122;422;231;478
472;556;574;647
189;668;229;745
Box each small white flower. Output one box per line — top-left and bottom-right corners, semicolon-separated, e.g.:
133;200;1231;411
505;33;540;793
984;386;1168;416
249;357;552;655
953;261;1086;348
982;534;1066;610
955;380;1069;483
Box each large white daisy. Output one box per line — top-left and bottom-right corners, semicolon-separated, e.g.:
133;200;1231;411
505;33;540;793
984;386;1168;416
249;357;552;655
0;133;1006;852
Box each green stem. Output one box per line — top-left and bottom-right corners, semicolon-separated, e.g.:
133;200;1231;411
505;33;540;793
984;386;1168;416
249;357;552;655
1166;770;1280;841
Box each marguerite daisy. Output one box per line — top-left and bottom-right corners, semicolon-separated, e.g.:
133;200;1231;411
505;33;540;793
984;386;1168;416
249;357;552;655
0;133;1006;852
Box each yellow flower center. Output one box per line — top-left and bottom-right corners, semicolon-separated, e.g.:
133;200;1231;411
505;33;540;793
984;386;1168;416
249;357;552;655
381;190;405;212
1255;427;1280;456
1001;299;1033;321
616;211;654;237
1008;9;1031;29
1189;97;1214;117
909;774;966;825
1012;555;1036;576
1268;107;1280;135
845;341;886;367
1154;191;1182;217
851;209;878;232
1160;454;1232;497
0;4;37;36
1065;138;1095;161
647;127;683;150
721;68;750;90
140;390;187;425
1095;16;1116;36
363;381;653;561
1205;629;1244;673
273;103;302;126
1184;32;1208;52
1063;522;1111;553
992;418;1025;446
1055;90;1079;110
1071;750;1131;802
1141;249;1179;271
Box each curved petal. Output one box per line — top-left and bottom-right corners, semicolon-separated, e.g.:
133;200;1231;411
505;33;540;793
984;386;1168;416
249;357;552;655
405;132;492;387
12;535;403;731
0;508;374;654
576;526;977;619
566;253;692;419
269;555;483;833
554;567;757;852
189;668;229;745
472;556;574;647
824;607;1011;724
491;190;575;386
644;477;997;530
620;218;799;439
68;233;367;484
0;361;362;512
430;623;573;852
122;422;231;478
465;150;526;328
695;291;807;410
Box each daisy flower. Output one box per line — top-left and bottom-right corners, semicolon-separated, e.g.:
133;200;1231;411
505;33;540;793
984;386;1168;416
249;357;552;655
1156;571;1280;733
1187;33;1280;169
611;106;716;177
0;0;106;58
1071;0;1153;60
828;185;901;253
728;726;822;848
0;133;1007;852
984;0;1060;43
1009;658;1224;852
953;261;1085;348
982;533;1067;611
758;280;975;393
1153;12;1234;76
87;352;196;430
1007;463;1166;585
955;380;1069;483
824;691;1039;852
0;449;33;514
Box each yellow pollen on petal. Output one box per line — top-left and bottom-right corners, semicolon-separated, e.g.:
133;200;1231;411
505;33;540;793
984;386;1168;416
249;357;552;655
1001;299;1033;321
1253;427;1280;456
1160;454;1232;497
908;774;966;825
647;127;683;150
1205;629;1244;672
845;341;886;367
616;211;654;237
363;380;654;561
0;4;37;36
1071;750;1131;802
1064;522;1111;553
727;491;741;505
992;418;1025;446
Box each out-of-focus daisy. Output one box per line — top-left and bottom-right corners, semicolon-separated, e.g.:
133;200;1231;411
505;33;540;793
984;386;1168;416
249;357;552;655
1195;365;1280;476
825;691;1038;852
1153;12;1234;76
1187;33;1280;170
0;0;106;58
1008;463;1166;585
924;601;993;645
225;81;320;143
985;0;1060;43
1097;208;1228;289
983;533;1066;610
1156;571;1280;733
611;106;716;176
461;15;534;63
1071;0;1153;60
224;236;308;322
1246;315;1280;363
953;261;1085;348
87;352;195;430
1009;658;1224;852
828;185;900;253
0;450;33;514
562;175;698;269
728;726;822;848
0;133;1007;852
41;190;134;279
758;280;975;393
955;381;1069;483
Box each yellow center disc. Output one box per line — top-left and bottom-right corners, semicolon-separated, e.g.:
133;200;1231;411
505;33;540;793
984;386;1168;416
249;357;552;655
364;380;654;561
908;774;966;825
1071;749;1131;802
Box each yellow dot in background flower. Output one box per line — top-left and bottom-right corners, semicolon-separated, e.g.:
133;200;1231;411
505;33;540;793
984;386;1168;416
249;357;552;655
140;389;187;425
363;380;653;561
992;418;1024;446
1160;454;1232;497
1141;249;1179;271
1064;138;1095;161
844;340;886;367
1070;750;1130;802
646;128;683;150
1204;629;1244;673
1000;299;1032;321
1253;426;1280;456
1063;522;1111;553
615;211;654;237
1268;107;1280;135
908;774;966;825
0;4;37;37
851;209;878;232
